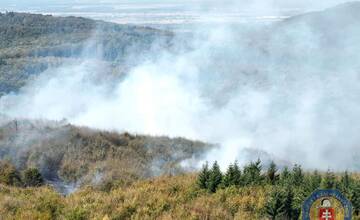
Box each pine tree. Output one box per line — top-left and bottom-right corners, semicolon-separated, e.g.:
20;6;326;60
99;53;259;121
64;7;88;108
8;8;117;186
279;167;291;186
265;187;285;220
321;169;336;189
292;164;304;187
277;186;302;220
267;161;279;185
232;161;242;186
223;161;242;187
351;182;360;216
337;171;352;197
208;161;222;193
223;163;235;187
306;170;322;193
197;162;210;189
341;171;352;188
242;159;263;186
291;189;304;220
283;187;294;219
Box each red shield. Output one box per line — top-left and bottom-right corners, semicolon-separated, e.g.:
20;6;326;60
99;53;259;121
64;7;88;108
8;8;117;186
318;208;335;220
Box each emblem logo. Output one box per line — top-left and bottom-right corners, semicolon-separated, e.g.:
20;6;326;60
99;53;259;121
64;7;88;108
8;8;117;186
302;189;352;220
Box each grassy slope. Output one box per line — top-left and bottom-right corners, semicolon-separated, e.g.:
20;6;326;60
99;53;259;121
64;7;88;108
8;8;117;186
0;174;267;220
2;172;360;220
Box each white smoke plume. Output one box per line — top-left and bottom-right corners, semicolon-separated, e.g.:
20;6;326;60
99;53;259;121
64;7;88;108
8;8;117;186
2;1;360;171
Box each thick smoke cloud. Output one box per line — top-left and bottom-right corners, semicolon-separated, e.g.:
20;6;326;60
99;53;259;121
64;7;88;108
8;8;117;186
2;1;360;171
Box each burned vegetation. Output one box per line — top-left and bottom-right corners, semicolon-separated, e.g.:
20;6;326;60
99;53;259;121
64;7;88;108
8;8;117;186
0;119;210;192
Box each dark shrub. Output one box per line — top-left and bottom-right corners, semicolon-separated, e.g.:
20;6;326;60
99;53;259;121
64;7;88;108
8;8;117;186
23;168;44;187
0;160;22;186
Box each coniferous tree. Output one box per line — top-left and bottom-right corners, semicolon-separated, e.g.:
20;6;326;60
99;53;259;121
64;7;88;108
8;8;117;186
223;163;234;187
282;187;303;220
242;159;263;186
265;187;285;220
321;169;336;189
291;189;303;220
279;167;291;186
267;161;279;185
306;170;322;193
340;171;352;188
337;171;352;197
351;182;360;216
292;164;304;187
197;162;210;189
208;161;222;193
223;161;242;187
232;161;242;186
283;188;294;220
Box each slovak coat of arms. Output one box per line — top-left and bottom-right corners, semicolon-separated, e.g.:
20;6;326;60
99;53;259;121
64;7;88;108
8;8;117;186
302;189;352;220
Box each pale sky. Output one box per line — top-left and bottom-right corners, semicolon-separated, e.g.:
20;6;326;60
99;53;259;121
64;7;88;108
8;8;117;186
0;0;353;10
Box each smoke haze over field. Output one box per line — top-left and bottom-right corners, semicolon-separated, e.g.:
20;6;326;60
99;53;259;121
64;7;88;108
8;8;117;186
2;1;360;171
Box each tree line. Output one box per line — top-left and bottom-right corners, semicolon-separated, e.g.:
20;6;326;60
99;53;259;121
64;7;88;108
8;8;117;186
197;160;360;219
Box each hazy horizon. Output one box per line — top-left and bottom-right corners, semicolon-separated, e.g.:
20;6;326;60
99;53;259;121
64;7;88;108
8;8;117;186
0;0;356;29
0;0;354;11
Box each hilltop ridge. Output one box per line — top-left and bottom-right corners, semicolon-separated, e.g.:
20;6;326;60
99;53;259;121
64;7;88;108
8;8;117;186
0;118;210;193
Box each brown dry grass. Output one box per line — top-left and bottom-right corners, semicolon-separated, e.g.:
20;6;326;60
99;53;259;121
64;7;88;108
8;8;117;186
0;174;268;220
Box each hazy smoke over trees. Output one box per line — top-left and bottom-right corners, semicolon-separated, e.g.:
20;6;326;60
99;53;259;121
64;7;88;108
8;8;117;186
2;1;360;171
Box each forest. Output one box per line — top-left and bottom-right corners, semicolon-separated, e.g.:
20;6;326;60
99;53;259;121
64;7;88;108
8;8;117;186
0;12;173;96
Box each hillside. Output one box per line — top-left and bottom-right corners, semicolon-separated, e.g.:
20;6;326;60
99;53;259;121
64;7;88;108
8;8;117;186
1;2;360;219
2;2;360;98
0;12;173;96
0;118;210;193
0;174;266;220
1;162;360;220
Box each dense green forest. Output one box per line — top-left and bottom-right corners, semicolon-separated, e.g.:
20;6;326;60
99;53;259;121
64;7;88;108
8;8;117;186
0;12;173;96
197;161;360;219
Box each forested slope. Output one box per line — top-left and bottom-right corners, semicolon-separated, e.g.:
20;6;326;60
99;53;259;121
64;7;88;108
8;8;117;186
0;118;210;193
1;161;360;220
0;12;173;95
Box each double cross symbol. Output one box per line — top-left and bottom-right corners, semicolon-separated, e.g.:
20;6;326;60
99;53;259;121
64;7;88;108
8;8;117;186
321;209;332;220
